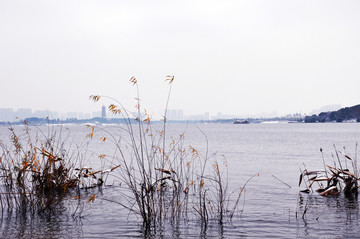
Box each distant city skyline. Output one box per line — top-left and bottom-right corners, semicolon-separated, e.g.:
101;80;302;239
0;107;98;122
0;103;333;122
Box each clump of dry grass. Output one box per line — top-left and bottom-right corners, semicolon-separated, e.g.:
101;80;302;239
0;123;79;212
297;145;359;220
299;144;359;198
0;123;115;214
0;76;249;229
89;76;249;228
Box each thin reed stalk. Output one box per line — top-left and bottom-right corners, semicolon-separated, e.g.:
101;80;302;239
88;76;249;228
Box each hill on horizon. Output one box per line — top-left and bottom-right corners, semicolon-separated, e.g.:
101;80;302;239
305;104;360;123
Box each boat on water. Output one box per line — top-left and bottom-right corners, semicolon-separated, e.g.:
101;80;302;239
233;120;250;124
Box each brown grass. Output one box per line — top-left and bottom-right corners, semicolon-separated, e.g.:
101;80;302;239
88;76;249;228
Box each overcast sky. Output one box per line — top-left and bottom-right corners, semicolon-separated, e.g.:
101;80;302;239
1;0;360;118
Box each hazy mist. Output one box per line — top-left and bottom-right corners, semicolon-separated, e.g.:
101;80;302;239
1;0;360;119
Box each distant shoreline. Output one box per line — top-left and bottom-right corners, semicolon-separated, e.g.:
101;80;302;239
1;116;359;126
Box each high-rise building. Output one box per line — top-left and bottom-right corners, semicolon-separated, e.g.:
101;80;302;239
0;108;15;122
204;112;210;121
66;112;77;119
101;105;106;118
167;109;184;121
177;110;184;121
33;110;49;118
16;108;32;120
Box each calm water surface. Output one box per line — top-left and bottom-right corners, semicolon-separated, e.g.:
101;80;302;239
1;123;360;238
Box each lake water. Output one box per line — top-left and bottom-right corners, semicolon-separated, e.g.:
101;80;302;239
1;122;360;238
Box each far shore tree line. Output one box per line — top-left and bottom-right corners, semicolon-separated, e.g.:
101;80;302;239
304;104;360;123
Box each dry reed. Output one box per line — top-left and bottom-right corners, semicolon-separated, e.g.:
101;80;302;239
299;145;359;198
88;76;248;228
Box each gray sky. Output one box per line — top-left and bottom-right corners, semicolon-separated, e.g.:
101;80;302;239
1;0;360;118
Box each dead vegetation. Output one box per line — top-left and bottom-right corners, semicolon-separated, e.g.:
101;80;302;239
0;123;118;214
0;76;249;230
88;76;250;228
299;145;359;198
296;145;360;221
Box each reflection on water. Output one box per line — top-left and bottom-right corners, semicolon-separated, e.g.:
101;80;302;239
138;220;228;239
0;205;83;239
1;123;360;238
2;188;360;238
297;193;360;238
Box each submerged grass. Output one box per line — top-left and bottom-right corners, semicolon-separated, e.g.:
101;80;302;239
298;144;359;219
0;123;79;212
299;144;359;198
87;76;249;228
0;122;118;215
0;76;249;231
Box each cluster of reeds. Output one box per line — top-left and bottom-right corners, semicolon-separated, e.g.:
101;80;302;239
0;123;78;212
89;76;248;228
0;76;248;228
299;145;359;198
0;123;115;214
